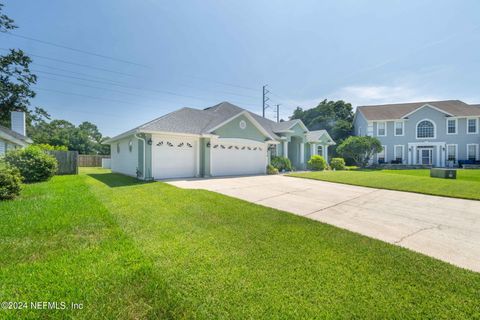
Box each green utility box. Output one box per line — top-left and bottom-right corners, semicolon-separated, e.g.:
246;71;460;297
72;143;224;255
430;168;457;179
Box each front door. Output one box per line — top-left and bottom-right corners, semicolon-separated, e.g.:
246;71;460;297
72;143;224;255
419;148;433;165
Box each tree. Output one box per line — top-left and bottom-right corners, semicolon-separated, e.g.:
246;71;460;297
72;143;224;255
290;99;354;147
336;136;383;168
0;3;38;128
29;119;110;155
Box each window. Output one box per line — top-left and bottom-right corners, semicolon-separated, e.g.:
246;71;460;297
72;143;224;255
394;145;404;163
467;144;478;161
394;122;404;136
377;122;386;136
116;143;120;154
447;119;457;134
417;120;435;138
446;144;457;162
377;146;386;163
467;118;478;134
317;145;323;156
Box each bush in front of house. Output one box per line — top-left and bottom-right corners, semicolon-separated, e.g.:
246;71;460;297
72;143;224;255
5;146;58;183
267;164;279;175
336;136;382;168
0;166;22;200
271;156;293;172
330;158;346;170
307;155;327;171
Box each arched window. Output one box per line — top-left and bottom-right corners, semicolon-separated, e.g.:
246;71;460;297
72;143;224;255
417;120;435;138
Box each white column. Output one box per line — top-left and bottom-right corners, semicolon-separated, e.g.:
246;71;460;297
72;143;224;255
300;142;305;163
283;140;288;157
412;146;417;164
310;143;316;156
323;145;328;162
435;146;440;167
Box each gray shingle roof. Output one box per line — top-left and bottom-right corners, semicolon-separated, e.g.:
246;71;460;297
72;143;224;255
0;125;32;144
117;101;283;140
357;100;480;120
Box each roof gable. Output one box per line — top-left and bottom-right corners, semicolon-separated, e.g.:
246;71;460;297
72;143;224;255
401;104;454;118
208;112;272;142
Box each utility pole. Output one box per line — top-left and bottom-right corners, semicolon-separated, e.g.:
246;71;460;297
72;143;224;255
262;84;270;118
275;104;280;122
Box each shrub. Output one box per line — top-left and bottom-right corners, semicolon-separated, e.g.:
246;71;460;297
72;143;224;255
266;164;279;175
5;146;58;183
271;156;293;172
330;158;346;170
307;155;327;171
337;136;382;167
0;166;22;200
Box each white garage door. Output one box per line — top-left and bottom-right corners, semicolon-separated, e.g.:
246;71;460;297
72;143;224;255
211;139;267;176
152;135;197;179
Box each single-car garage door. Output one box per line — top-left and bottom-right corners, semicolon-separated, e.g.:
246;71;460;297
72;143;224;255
152;135;198;179
211;139;267;176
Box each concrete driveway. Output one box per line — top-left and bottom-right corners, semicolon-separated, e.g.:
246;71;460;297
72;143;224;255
167;175;480;272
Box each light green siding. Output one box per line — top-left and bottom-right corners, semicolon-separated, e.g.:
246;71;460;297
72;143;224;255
199;137;211;177
137;133;153;179
212;114;267;142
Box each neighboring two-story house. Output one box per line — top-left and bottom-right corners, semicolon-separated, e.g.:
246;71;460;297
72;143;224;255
353;100;480;167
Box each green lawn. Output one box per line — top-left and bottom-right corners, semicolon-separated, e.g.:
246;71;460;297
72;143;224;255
290;169;480;200
0;168;479;319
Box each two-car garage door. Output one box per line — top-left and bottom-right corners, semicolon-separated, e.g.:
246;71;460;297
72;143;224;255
152;135;267;179
210;139;267;176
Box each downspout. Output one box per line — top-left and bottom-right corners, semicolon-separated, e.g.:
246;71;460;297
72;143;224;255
134;133;146;180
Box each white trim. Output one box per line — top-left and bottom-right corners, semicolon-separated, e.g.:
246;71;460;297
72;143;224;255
394;121;404;136
446;118;457;135
394;145;405;163
300;142;305;164
467;143;479;161
285;119;309;132
206;111;275;140
377;145;387;163
376;121;386;137
446;144;458;163
401;103;454;119
416;119;436;139
0;131;30;147
466;117;479;134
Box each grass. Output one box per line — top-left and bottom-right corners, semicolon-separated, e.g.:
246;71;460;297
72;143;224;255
0;168;479;319
290;169;480;200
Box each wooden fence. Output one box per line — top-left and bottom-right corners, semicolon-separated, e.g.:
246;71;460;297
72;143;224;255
78;155;110;167
46;150;79;175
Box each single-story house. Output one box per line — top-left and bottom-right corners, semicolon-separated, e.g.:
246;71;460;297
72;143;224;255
106;102;335;180
0;111;32;156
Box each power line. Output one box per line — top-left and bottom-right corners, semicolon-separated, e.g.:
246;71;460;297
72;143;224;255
33;64;128;85
0;47;138;77
2;32;148;67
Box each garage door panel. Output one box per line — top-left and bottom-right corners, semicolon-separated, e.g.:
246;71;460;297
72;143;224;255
211;140;266;176
152;136;197;179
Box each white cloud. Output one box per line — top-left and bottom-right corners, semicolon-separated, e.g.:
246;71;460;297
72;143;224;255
328;85;444;108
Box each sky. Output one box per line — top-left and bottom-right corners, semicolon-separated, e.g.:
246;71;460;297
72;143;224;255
1;0;480;137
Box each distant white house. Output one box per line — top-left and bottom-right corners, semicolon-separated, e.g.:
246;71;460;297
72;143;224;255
0;111;32;156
